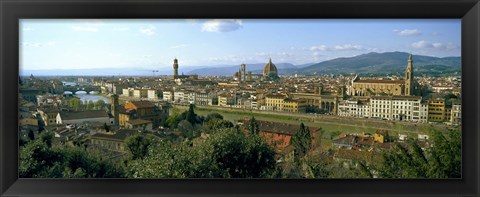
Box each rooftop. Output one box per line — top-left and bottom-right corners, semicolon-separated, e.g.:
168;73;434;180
90;129;141;141
127;101;156;109
355;79;405;84
58;110;109;120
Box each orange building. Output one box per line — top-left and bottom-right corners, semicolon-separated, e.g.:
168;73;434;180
119;101;161;128
242;119;321;160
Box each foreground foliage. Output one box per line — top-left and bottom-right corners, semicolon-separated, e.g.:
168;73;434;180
128;128;276;178
378;129;461;178
19;131;125;178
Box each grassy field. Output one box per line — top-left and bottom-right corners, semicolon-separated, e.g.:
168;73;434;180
174;105;453;140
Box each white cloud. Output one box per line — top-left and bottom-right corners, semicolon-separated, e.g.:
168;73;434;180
22;41;56;47
171;44;187;49
310;45;328;51
72;26;98;32
140;25;156;36
277;52;293;57
393;29;422;36
256;52;268;56
23;27;33;31
333;44;364;51
201;19;243;33
309;44;368;51
208;55;254;62
410;40;457;50
112;27;129;32
431;32;441;36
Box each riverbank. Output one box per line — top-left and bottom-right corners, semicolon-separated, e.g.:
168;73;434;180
174;105;454;139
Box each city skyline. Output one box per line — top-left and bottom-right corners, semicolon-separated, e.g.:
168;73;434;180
20;19;460;72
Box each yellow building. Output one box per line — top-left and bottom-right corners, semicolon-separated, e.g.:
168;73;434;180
133;89;148;98
428;98;446;122
265;94;307;113
37;107;60;126
283;98;307;113
118;101;161;127
265;94;287;111
218;94;235;107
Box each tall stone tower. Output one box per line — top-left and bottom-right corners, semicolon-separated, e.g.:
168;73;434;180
404;53;414;96
240;64;246;81
111;94;119;126
173;58;179;78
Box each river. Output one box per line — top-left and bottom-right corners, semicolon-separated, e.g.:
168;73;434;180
63;91;111;104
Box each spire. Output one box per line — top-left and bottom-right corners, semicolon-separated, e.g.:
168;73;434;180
408;53;412;62
269;58;272;64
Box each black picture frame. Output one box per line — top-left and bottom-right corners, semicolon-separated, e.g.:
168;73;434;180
1;0;479;196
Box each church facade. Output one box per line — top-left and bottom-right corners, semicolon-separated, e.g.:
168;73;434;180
348;54;415;97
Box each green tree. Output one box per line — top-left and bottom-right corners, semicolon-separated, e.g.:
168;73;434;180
87;100;95;110
128;141;216;178
28;129;35;141
203;119;234;132
444;93;458;100
19;137;125;178
205;113;223;122
207;129;276;178
103;123;110;132
19;135;28;147
156;90;163;99
248;116;260;135
128;128;276;178
303;155;330;178
19;140;62;178
378;129;461;178
165;111;185;128
39;131;54;148
177;120;195;139
68;97;82;111
94;99;106;110
37;116;45;133
124;134;155;160
185;104;198;125
291;123;312;162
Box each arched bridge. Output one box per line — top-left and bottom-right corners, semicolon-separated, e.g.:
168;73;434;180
63;85;102;94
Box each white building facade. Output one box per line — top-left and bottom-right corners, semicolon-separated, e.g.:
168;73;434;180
370;96;422;122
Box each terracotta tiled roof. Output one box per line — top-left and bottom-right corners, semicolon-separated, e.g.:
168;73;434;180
372;95;422;99
265;94;287;99
332;135;358;146
58;110;108;120
356;79;405;84
127;119;152;125
334;149;378;163
90;129;140;141
129;101;155;109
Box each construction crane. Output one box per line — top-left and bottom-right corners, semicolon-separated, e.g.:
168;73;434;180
152;70;159;77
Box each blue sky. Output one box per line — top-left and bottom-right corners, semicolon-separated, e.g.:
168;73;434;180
20;19;461;71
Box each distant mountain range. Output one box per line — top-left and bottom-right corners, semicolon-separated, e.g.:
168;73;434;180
23;52;460;76
185;52;460;76
298;52;461;75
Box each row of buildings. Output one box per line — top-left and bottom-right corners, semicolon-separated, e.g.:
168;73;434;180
337;96;461;124
78;54;461;126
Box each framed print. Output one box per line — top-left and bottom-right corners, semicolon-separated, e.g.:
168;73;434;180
1;0;479;196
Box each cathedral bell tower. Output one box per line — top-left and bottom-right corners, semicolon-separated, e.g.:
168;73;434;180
404;53;414;96
173;58;179;78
